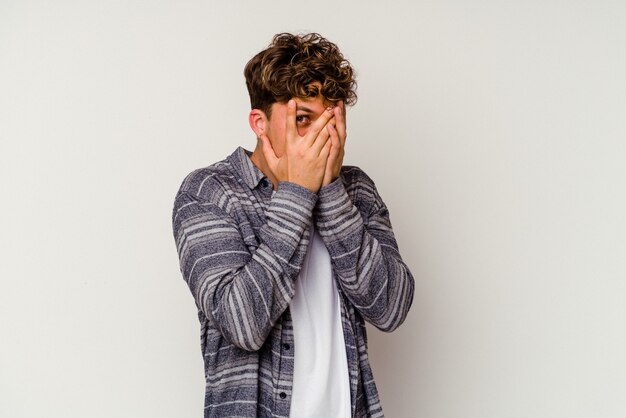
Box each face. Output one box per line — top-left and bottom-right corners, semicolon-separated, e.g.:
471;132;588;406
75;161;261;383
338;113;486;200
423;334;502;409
264;94;335;158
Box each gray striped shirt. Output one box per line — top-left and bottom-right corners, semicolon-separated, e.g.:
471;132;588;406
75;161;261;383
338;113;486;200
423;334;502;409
172;147;415;417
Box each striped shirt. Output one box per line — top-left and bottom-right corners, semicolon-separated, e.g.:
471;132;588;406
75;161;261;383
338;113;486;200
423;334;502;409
172;146;415;417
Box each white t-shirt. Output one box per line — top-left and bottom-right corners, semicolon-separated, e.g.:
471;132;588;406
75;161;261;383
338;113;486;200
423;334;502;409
288;222;351;417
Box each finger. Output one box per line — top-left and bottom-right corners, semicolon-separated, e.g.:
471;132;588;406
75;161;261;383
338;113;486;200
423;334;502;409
310;119;332;156
259;134;278;165
334;101;347;147
303;105;336;147
329;123;343;173
327;123;341;154
319;134;333;160
285;99;297;142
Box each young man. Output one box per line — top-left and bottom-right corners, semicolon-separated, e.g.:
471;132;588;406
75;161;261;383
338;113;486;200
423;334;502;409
172;33;414;418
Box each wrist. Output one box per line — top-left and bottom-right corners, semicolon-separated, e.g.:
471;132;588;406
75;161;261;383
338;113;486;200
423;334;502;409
318;175;343;195
276;181;320;204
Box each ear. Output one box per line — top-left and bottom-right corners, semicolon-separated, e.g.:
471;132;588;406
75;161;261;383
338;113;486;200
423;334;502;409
249;109;268;138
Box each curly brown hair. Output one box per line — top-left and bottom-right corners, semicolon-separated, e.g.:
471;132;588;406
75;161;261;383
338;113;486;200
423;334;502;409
244;32;357;118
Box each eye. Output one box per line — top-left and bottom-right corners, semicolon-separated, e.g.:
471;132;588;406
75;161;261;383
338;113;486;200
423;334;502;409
295;115;311;126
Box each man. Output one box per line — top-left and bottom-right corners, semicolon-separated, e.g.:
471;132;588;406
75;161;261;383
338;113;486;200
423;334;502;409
172;32;414;418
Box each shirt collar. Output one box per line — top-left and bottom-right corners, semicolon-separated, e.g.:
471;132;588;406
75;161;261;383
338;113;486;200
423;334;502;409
228;146;267;190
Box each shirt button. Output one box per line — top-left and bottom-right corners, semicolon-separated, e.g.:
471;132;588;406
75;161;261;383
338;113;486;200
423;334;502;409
279;392;287;399
283;343;290;350
260;179;269;188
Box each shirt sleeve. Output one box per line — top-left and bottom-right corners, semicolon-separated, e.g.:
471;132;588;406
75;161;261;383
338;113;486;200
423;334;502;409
313;170;415;332
172;181;317;351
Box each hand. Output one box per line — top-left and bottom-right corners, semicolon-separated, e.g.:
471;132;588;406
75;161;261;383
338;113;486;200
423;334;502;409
260;100;336;193
322;101;346;187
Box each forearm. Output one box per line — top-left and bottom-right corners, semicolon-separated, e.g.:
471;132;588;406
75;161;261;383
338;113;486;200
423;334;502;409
174;182;317;350
314;175;415;332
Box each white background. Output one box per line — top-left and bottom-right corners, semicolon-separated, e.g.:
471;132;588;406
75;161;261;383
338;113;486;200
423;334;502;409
1;1;625;417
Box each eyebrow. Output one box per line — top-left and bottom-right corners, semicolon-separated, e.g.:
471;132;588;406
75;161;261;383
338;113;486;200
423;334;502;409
296;105;315;114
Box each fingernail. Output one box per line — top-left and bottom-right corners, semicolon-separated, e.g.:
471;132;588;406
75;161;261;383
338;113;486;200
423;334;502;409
288;100;296;108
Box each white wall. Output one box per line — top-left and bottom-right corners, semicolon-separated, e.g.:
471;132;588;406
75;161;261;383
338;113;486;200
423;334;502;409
1;1;625;417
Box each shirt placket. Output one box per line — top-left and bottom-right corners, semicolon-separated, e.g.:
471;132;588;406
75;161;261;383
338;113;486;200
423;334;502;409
273;309;295;416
